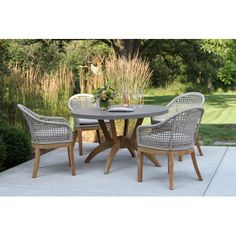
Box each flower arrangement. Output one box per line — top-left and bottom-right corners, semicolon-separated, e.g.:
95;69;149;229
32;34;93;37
93;84;115;109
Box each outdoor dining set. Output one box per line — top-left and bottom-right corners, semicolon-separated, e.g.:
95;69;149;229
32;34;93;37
17;92;205;190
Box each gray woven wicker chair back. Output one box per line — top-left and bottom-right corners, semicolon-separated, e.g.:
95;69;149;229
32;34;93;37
152;92;205;123
137;107;204;151
17;104;72;145
68;93;97;127
68;93;95;111
17;104;41;142
167;92;205;114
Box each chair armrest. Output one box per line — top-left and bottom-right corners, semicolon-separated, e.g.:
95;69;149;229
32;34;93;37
136;118;174;149
33;117;71;129
37;114;68;123
137;120;169;139
39;119;71;129
31;118;72;144
29;115;72;134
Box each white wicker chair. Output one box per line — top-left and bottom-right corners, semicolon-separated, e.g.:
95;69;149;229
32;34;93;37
17;104;76;178
151;92;205;159
68;93;110;155
137;107;204;190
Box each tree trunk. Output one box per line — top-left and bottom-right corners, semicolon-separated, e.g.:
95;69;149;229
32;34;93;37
99;39;144;59
118;40;141;58
207;78;213;93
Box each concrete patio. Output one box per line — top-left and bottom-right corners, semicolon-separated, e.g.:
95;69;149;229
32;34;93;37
0;143;235;196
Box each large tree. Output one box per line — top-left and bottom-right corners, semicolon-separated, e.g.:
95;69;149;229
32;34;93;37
98;39;223;90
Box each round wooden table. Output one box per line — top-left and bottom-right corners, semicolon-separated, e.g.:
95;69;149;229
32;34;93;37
71;105;168;174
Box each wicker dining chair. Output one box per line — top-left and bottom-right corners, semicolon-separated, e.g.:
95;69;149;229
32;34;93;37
68;93;110;155
151;92;205;160
17;104;76;178
137;107;204;190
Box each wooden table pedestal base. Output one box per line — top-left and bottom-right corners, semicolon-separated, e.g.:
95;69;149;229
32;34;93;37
84;118;161;174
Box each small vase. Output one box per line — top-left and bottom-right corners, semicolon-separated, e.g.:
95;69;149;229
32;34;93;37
99;100;110;110
123;93;130;107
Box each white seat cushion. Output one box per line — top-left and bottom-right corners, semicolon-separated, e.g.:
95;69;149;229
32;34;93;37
151;114;170;124
80;118;100;125
74;118;109;127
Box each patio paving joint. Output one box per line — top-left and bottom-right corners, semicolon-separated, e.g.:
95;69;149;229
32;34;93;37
203;146;229;196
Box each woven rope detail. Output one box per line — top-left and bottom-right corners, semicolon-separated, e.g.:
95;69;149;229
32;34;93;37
68;94;97;127
68;94;94;110
152;92;205;122
138;107;204;151
17;104;72;144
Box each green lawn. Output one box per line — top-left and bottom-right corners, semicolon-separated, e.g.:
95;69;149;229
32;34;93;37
144;91;236;145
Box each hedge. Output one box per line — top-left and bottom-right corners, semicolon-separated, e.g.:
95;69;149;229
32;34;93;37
0;137;7;171
0;126;32;171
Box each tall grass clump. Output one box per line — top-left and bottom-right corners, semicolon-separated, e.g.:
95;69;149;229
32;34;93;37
102;55;152;103
78;54;152;100
2;64;74;131
78;63;104;93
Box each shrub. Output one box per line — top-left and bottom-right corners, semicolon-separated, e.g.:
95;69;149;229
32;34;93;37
0;137;7;172
0;126;32;170
0;111;8;125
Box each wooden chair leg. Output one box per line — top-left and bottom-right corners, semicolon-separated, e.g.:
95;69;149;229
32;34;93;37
67;147;71;166
168;152;174;190
128;148;136;158
137;150;144;182
191;151;203;181
178;155;183;161
96;129;101;144
196;136;203;156
68;143;76;176
32;146;40;178
72;130;77;148
77;128;83;155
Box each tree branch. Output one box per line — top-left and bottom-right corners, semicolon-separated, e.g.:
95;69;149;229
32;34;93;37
98;39;120;53
139;39;158;56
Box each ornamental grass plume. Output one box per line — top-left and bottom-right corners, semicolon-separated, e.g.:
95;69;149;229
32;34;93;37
102;54;152;103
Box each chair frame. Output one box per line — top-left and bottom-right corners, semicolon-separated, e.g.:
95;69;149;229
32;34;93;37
68;93;109;155
151;92;205;160
137;147;202;190
32;142;75;178
137;107;204;190
17;104;76;178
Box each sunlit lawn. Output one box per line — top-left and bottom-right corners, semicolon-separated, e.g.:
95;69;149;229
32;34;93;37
144;91;236;145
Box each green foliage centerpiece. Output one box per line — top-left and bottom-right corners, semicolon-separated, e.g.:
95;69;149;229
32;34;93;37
93;84;115;110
